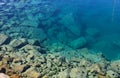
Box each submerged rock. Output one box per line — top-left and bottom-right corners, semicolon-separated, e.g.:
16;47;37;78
86;28;99;37
70;37;87;49
21;20;38;28
59;13;81;36
0;34;9;45
27;28;47;42
0;37;119;78
28;39;40;46
9;39;27;48
20;44;41;52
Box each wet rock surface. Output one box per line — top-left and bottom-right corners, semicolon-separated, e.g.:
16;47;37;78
0;34;119;78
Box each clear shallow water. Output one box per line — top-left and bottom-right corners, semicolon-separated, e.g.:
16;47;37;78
0;0;120;60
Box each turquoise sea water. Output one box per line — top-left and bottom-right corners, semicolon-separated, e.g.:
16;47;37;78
0;0;120;60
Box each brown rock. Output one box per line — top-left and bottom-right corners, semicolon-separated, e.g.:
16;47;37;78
0;64;10;73
23;67;41;78
10;74;20;78
13;64;30;73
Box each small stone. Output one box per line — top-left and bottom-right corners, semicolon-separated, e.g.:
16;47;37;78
19;38;28;44
70;67;87;78
42;75;49;78
57;69;69;78
47;71;56;76
20;44;41;52
39;56;46;63
23;67;41;78
71;57;81;63
98;74;109;78
106;70;119;78
29;49;40;55
53;56;64;66
0;34;9;45
26;54;34;61
47;61;52;68
13;64;29;73
87;64;102;74
0;45;14;52
28;39;40;46
12;57;22;65
78;59;91;67
47;54;56;59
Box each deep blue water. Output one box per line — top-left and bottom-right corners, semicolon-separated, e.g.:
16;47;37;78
0;0;120;60
52;0;120;60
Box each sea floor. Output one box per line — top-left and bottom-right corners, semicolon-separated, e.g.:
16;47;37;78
0;0;120;78
0;33;120;78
